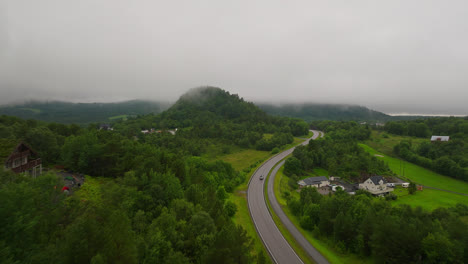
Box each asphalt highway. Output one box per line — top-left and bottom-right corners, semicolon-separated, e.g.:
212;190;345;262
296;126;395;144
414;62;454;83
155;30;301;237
247;130;327;264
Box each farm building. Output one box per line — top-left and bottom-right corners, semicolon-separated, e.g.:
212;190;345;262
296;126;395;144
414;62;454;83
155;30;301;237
358;176;393;196
298;176;330;188
431;136;449;142
3;142;42;178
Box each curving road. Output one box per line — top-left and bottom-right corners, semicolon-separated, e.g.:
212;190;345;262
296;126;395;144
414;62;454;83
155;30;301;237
247;130;327;264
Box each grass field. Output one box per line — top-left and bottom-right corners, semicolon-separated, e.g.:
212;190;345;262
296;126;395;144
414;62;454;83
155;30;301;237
18;107;41;114
359;144;468;194
360;143;468;210
213;137;306;171
217;149;271;171
392;186;468;211
363;131;426;156
273;166;371;264
109;114;128;121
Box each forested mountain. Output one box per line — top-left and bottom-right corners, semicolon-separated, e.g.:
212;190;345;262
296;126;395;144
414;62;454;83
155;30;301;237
1;94;440;126
257;103;391;122
114;87;309;152
0;100;171;124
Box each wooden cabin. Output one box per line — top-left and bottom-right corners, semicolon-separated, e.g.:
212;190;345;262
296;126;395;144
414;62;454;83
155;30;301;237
3;142;42;178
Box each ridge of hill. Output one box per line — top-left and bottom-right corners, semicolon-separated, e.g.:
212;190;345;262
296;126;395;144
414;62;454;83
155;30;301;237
0;100;171;124
257;102;391;122
0;89;431;124
114;87;309;152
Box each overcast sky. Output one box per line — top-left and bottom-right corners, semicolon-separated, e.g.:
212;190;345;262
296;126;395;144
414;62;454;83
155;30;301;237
1;1;467;115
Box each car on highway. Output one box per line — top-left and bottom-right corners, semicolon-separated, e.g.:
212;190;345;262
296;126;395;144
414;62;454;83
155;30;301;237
260;174;264;180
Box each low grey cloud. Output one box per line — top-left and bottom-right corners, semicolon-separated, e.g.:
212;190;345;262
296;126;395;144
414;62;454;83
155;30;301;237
1;0;467;115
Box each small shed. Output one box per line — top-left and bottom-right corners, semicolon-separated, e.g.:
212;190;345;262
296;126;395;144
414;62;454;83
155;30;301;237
431;136;449;142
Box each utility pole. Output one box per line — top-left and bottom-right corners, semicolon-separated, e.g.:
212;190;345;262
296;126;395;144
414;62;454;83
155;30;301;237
399;160;402;177
402;161;405;178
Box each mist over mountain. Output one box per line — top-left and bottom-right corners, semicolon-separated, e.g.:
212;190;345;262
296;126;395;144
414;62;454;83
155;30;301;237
0;87;454;124
162;86;266;124
257;103;390;122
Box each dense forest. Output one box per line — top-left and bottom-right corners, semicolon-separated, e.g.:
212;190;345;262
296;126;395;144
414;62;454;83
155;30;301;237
384;118;468;181
0;100;171;124
284;121;391;182
0;87;311;263
0;166;254;263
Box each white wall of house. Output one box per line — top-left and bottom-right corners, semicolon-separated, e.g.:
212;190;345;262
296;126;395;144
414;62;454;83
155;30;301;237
319;180;330;187
359;178;388;192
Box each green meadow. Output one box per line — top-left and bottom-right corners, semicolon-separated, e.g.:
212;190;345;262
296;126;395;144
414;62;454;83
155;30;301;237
359;143;468;194
392;186;468;211
108;114;128;121
364;130;426;156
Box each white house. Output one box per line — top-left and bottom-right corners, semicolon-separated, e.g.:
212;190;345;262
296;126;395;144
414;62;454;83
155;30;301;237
359;176;393;196
298;176;330;188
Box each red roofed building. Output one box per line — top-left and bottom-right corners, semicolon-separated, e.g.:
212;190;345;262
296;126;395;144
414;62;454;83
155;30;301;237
3;142;42;178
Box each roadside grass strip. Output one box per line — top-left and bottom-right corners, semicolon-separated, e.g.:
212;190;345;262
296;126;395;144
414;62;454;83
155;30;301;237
225;136;310;263
264;159;315;264
228;162;272;264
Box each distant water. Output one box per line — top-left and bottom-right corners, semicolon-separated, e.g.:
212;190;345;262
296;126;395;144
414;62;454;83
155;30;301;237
388;113;467;117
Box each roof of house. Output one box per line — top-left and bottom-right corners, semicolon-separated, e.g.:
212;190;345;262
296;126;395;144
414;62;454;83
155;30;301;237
368;176;386;185
0;139;18;161
3;142;38;162
431;136;449;141
301;176;329;185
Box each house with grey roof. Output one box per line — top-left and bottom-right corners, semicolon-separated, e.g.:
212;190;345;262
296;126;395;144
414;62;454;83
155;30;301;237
359;176;393;196
298;176;330;188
